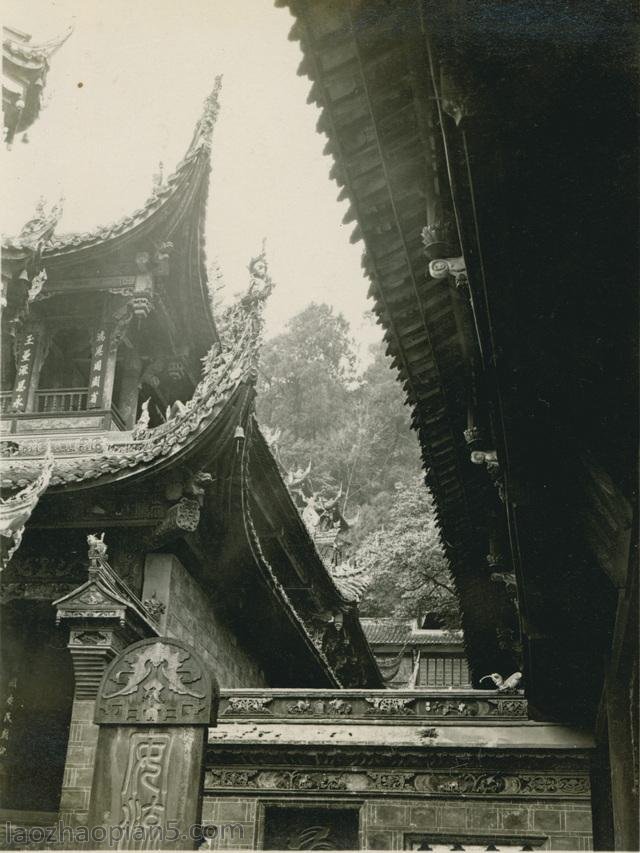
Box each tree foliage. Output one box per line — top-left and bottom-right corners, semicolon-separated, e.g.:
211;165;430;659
354;479;460;625
255;302;459;621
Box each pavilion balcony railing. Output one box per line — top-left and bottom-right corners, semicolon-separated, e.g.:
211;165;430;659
35;387;89;413
0;392;12;414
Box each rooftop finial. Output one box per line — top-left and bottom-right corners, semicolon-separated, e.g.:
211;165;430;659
191;75;223;153
152;160;164;191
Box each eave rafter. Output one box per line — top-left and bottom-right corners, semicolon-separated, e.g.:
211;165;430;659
279;0;516;678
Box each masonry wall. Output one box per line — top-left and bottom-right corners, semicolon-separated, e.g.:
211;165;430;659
200;795;593;851
144;554;267;688
58;699;99;828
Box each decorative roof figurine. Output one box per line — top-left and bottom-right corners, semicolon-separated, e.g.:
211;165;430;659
0;445;53;570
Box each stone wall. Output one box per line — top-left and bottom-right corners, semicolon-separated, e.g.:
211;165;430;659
200;795;593;850
143;554;267;688
58;699;99;828
361;798;592;850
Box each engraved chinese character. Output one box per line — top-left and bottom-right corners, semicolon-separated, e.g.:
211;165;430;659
93;360;102;372
94;344;104;357
96;330;106;342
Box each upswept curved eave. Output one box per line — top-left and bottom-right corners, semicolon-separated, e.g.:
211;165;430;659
3;25;73;66
0;244;271;493
3;77;223;259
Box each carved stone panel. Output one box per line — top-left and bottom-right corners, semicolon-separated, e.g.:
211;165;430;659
88;638;218;849
96;637;218;726
88;726;205;849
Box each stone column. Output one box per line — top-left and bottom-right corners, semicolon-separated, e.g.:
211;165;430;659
58;627;129;828
88;637;218;850
54;539;159;828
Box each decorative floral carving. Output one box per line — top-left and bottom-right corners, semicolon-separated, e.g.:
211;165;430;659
205;769;258;789
519;775;589;795
430;773;507;795
142;591;166;622
223;697;272;715
365;697;415;715
424;700;476;717
421;220;456;259
274;771;347;792
487;698;528;717
327;698;352;715
366;771;414;791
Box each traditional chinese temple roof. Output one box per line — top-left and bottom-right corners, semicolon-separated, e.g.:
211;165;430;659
278;0;637;721
361;619;464;648
3;79;223;357
276;0;511;684
3;24;72;146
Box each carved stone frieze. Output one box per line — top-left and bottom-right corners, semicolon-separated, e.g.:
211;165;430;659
366;771;415;791
273;771;347;792
202;763;590;799
222;697;273;715
365;697;415;715
217;692;527;721
204;769;259;789
424;700;476;717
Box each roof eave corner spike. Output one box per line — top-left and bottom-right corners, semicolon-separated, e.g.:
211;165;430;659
191;75;224;155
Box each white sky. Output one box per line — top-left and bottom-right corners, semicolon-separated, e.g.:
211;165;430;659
2;0;381;358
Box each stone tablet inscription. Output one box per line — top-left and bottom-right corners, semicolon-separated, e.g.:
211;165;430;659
96;637;217;726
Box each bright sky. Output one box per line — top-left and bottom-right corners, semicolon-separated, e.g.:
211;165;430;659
2;0;380;358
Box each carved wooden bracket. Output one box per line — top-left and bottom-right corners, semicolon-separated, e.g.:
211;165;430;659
150;497;201;545
429;256;468;290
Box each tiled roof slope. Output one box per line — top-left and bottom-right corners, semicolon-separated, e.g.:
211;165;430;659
361;619;464;646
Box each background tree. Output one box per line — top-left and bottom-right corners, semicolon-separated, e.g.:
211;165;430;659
354;478;460;626
256;302;459;621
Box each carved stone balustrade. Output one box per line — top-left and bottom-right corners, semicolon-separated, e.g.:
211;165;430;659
205;688;593;817
216;688;528;723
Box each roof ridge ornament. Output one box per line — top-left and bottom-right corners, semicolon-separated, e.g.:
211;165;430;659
217;240;274;357
0;444;53;571
17;194;64;249
190;75;224;154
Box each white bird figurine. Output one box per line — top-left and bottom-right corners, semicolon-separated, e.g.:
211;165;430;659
480;671;522;691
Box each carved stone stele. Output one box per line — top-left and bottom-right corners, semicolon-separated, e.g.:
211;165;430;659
88;638;219;850
95;637;217;726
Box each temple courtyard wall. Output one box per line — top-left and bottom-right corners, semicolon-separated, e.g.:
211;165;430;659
202;689;594;851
